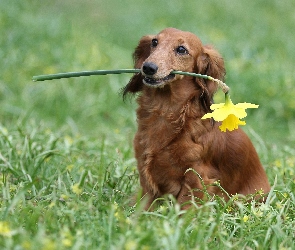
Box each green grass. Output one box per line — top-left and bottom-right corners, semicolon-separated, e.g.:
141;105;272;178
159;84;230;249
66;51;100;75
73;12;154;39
1;0;295;249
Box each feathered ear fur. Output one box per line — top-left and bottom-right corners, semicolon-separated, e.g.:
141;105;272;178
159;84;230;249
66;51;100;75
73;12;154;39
195;45;226;110
122;35;153;99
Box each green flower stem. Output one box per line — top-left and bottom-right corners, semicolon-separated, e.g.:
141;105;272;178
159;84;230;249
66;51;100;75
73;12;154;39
208;76;230;94
224;92;232;105
32;69;141;82
32;69;230;93
172;71;214;80
173;71;230;93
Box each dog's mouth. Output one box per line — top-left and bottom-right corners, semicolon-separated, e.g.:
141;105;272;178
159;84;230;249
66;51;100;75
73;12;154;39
143;73;176;87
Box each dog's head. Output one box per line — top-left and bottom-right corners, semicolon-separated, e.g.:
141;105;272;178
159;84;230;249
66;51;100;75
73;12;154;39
123;28;225;104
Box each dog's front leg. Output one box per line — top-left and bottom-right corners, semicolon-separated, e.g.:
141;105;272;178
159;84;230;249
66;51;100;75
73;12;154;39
176;170;207;209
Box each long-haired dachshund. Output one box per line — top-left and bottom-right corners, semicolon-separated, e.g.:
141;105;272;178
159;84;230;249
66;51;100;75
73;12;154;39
123;28;270;209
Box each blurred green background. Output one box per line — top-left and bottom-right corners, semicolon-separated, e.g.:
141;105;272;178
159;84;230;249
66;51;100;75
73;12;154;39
1;0;295;144
1;0;295;249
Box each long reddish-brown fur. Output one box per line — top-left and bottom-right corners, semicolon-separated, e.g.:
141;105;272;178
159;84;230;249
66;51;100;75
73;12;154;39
123;28;270;209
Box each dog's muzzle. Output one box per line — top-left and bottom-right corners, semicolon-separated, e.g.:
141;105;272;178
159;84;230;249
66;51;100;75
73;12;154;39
143;74;175;87
142;62;175;87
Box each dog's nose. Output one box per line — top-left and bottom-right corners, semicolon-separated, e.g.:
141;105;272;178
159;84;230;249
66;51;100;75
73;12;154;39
142;62;158;75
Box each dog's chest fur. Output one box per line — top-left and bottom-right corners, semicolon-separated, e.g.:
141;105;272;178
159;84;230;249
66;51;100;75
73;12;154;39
133;84;210;196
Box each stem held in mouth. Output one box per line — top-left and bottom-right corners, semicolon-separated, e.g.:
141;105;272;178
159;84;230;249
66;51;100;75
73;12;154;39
32;69;229;92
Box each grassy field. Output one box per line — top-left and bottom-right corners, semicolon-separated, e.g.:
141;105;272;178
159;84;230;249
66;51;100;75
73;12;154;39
1;0;295;249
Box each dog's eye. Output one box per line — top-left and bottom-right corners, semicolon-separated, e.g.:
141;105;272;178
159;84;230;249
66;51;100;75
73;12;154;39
151;39;158;47
176;46;188;55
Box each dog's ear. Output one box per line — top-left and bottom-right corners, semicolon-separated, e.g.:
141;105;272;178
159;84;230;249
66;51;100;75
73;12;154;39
133;35;153;69
196;45;225;94
195;45;226;110
122;35;153;99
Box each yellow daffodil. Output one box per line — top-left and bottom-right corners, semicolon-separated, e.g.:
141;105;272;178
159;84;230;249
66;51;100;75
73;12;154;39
202;93;259;132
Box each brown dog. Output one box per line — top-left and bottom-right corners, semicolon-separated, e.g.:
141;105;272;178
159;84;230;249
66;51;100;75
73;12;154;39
123;28;270;209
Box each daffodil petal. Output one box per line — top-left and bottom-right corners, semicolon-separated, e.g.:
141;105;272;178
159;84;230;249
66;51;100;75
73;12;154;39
210;107;231;121
230;107;248;119
235;103;259;109
201;113;213;119
210;103;225;110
